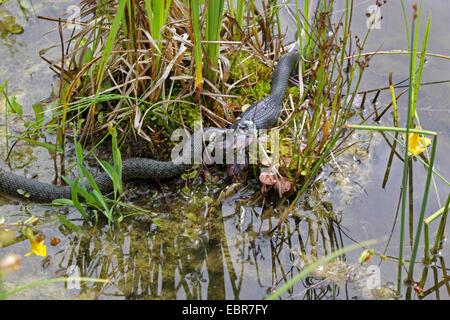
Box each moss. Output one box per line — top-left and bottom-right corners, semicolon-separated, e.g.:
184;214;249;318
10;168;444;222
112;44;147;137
145;101;200;132
227;52;272;107
288;86;300;98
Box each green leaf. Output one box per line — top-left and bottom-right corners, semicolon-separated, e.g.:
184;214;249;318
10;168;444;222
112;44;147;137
58;215;81;232
52;198;75;206
10;135;61;153
189;0;203;90
61;175;95;204
80;164;102;196
81;46;94;66
95;0;127;91
91;190;112;222
6;96;22;114
32;103;44;126
97;159;122;196
188;170;197;179
70;178;90;220
111;128;122;182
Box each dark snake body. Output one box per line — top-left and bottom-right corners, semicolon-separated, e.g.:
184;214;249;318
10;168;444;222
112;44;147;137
0;52;300;203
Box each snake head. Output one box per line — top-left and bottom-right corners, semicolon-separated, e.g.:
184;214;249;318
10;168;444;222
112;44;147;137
235;119;256;132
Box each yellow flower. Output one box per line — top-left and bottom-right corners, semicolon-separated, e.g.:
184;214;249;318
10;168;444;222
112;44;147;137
402;126;431;156
25;237;47;257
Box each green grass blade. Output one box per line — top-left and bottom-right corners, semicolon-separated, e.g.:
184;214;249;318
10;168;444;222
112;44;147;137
205;0;225;83
60;175;97;206
8;135;62;154
70;177;90;220
95;0;127;91
110;127;122;194
344;124;436;136
189;0;203;91
432;193;450;252
0;277;108;300
407;0;422;127
407;136;437;277
96;159;120;197
414;12;431;110
58;215;81;232
400;0;409;49
398;4;421;294
92;190;112;222
80;165;102;197
144;0;172;71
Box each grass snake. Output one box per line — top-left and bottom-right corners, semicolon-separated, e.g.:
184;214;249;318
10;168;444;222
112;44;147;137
0;51;300;203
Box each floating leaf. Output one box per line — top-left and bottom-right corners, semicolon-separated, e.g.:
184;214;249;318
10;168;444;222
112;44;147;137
0;229;15;246
16;188;30;198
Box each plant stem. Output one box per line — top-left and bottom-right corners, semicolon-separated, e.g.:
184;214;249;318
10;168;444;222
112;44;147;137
407;136;437;278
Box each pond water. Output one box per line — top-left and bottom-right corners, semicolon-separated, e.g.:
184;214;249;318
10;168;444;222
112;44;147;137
0;0;448;300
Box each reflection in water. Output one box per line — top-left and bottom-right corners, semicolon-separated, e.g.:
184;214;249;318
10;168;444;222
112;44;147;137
1;124;448;300
1;119;447;299
48;169;397;300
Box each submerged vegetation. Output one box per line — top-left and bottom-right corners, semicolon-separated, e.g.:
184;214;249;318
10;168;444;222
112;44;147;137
0;0;449;300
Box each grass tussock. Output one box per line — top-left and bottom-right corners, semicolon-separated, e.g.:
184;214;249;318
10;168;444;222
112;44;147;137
41;0;286;144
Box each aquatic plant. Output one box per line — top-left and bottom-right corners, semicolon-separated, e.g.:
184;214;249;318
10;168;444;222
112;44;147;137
52;126;149;226
343;0;449;298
